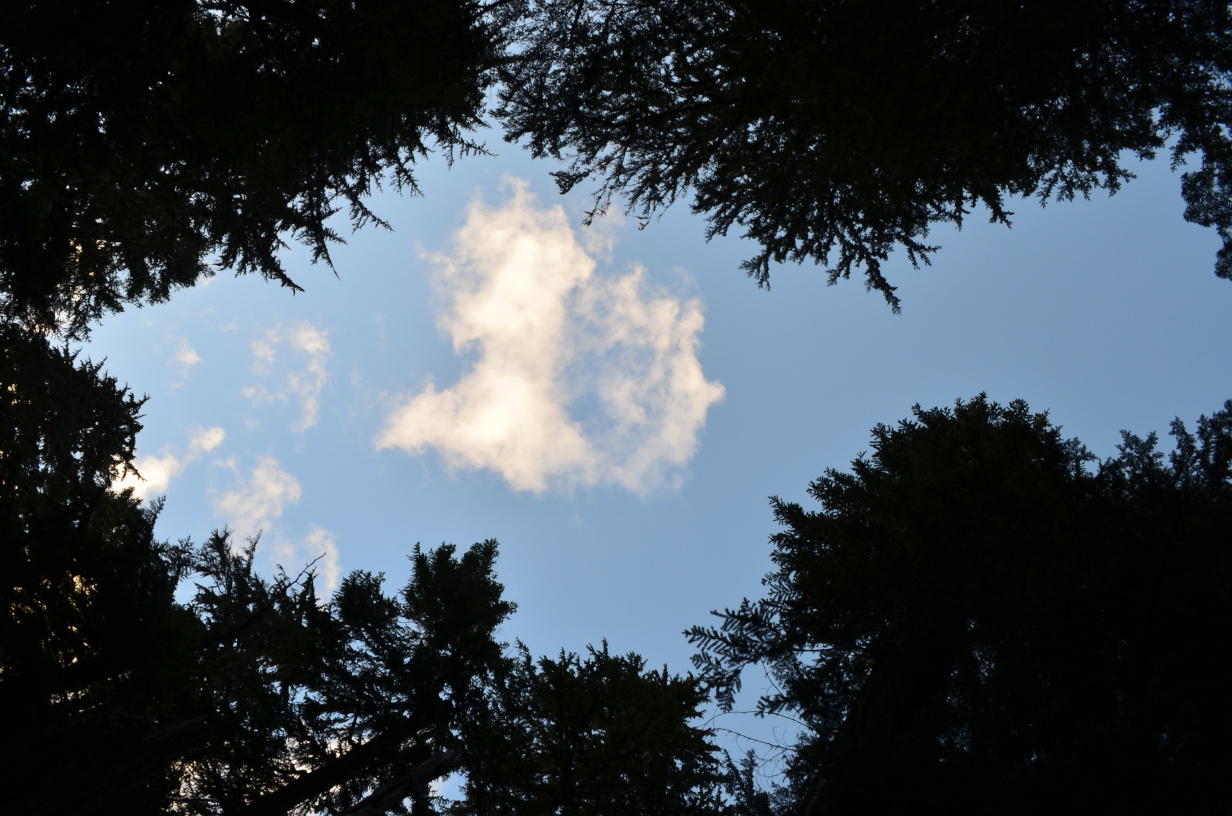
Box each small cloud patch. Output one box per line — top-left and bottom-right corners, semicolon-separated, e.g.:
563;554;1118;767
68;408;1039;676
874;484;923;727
244;322;331;432
169;337;202;390
212;455;301;540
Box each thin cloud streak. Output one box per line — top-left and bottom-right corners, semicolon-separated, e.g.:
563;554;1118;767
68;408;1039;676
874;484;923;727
244;322;331;432
376;177;724;495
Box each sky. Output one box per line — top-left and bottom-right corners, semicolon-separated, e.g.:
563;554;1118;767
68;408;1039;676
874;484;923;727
90;133;1231;773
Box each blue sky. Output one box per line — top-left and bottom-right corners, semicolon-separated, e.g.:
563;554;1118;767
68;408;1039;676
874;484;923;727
90;135;1231;768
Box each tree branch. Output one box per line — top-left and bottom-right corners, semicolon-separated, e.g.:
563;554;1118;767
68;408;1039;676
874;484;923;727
340;750;461;816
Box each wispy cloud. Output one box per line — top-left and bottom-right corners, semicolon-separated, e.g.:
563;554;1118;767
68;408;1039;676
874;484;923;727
212;455;302;540
114;426;225;500
375;177;724;495
244;322;331;432
169;337;202;390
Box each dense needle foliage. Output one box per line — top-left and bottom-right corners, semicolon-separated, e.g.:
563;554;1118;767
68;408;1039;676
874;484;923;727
689;396;1232;813
0;0;515;335
0;326;729;815
500;0;1232;308
4;4;1230;813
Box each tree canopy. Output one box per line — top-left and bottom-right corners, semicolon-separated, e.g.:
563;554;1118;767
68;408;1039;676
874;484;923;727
5;4;1230;813
689;396;1232;814
499;0;1232;308
0;324;192;748
10;0;1229;324
0;0;518;336
0;5;740;811
453;642;729;816
0;325;729;815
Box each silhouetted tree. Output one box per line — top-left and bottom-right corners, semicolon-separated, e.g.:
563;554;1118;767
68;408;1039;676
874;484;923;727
0;327;731;815
0;324;195;745
0;323;205;813
499;1;1232;308
689;396;1232;814
454;642;728;816
173;537;514;816
0;0;520;336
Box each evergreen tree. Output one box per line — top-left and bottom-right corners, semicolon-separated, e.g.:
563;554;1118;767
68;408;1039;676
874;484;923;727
689;396;1232;814
0;326;731;815
0;324;194;747
0;0;519;336
499;0;1232;308
455;642;729;816
174;537;515;816
0;323;203;813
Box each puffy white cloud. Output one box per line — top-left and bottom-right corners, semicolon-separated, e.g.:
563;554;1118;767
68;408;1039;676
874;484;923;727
244;322;331;432
116;452;181;499
113;426;226;500
270;526;342;598
376;178;724;495
212;455;301;539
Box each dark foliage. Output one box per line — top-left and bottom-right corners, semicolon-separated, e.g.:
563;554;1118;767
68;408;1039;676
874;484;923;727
0;323;199;813
499;0;1232;308
455;642;728;816
0;326;728;815
173;537;515;816
0;0;517;336
0;324;194;745
688;396;1232;814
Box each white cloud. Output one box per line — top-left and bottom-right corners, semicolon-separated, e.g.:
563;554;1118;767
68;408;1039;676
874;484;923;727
244;322;331;432
213;461;336;593
117;452;181;499
270;526;342;599
212;455;302;540
169;337;202;390
375;177;724;495
189;426;226;457
114;426;226;500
